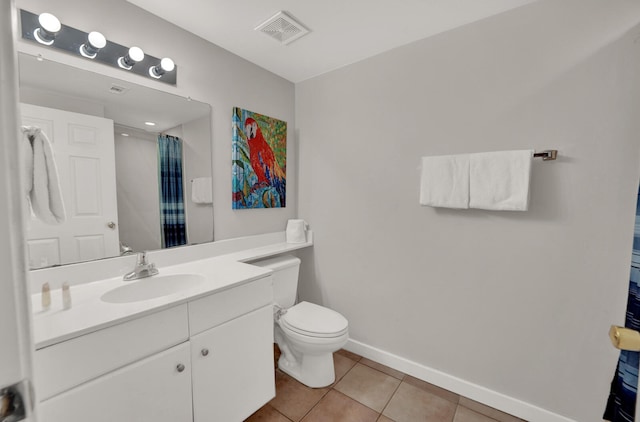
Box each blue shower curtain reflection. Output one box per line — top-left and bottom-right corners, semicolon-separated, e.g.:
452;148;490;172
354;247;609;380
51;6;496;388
158;134;187;248
605;187;640;421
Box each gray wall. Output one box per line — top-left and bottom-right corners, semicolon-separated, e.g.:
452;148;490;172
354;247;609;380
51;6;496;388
17;0;297;240
296;1;640;420
114;128;161;252
181;116;214;245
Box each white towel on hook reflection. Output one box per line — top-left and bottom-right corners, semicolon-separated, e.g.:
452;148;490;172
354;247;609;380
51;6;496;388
191;177;212;204
21;126;66;224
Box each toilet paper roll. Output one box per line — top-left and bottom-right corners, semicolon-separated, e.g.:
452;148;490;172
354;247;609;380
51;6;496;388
286;219;307;243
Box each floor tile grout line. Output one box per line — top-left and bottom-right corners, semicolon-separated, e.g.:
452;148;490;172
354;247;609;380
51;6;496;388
269;353;355;422
334;357;358;385
299;358;366;422
454;404;502;422
378;376;405;419
330;388;384;419
358;358;407;382
449;404;462;422
277;406;294;422
331;371;399;418
297;385;331;422
452;404;462;422
333;359;407;418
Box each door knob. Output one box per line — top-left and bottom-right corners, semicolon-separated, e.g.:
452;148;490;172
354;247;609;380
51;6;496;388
0;384;26;421
107;221;116;229
176;363;185;373
201;348;209;357
609;325;640;351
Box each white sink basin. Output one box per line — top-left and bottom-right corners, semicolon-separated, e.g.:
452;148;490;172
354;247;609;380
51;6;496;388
101;274;206;303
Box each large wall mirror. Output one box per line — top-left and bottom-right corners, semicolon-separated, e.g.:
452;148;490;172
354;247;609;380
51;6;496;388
18;52;214;269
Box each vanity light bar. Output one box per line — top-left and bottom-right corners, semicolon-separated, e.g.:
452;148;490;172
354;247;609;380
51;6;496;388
19;9;177;86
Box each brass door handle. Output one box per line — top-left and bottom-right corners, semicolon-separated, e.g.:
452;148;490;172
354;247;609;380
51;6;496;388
0;383;26;421
609;325;640;351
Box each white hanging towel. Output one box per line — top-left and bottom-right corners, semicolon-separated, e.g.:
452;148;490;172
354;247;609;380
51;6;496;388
191;177;212;204
469;149;533;211
419;154;470;209
21;126;66;224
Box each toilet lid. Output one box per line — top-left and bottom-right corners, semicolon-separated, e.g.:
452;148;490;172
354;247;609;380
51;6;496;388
281;301;348;338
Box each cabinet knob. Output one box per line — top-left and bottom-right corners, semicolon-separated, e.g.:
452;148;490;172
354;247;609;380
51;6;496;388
201;348;209;357
176;363;185;373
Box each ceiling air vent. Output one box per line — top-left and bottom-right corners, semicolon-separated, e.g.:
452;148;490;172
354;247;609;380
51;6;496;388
255;11;310;45
108;84;129;95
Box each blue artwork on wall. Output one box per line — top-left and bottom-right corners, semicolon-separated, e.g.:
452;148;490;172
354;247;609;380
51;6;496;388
232;107;286;209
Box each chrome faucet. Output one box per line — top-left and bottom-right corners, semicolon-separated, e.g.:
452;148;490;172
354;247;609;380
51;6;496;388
124;252;159;281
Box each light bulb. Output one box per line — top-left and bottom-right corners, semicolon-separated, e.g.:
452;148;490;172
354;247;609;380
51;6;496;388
118;46;145;70
34;13;61;45
80;31;106;59
149;57;175;78
39;13;61;32
160;57;175;72
88;31;106;49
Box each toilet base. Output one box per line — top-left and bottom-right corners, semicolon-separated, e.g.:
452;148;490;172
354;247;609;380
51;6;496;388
273;307;348;389
277;352;336;388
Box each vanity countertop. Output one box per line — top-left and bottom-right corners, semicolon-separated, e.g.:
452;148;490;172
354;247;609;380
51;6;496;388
31;258;268;349
31;235;313;349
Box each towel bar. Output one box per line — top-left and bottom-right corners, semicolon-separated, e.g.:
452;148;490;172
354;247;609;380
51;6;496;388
533;150;557;161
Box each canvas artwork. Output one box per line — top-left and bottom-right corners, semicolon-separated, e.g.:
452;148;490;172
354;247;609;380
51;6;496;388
232;107;287;209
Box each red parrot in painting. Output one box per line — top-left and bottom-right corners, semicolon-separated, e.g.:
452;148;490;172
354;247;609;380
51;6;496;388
244;117;286;205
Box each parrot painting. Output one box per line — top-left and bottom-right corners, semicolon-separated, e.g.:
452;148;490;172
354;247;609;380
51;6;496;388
243;116;286;207
231;107;287;209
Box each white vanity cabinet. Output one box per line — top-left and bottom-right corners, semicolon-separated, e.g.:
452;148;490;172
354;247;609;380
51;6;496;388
35;274;275;422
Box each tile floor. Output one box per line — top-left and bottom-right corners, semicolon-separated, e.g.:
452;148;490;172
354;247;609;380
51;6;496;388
246;348;526;422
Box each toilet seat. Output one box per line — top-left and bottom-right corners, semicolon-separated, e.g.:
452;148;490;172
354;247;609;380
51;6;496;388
280;301;348;338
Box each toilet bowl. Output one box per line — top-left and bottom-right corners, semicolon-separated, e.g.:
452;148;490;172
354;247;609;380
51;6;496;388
276;301;348;387
252;255;349;388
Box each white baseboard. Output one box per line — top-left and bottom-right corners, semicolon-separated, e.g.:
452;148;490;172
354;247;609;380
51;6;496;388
344;339;575;422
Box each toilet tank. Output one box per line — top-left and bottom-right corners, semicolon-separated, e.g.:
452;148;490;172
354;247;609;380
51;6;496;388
251;255;301;308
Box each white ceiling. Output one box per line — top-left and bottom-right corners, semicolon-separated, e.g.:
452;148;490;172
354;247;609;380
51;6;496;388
126;0;537;83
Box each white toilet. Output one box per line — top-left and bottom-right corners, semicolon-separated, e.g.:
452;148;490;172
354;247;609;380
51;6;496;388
253;255;349;388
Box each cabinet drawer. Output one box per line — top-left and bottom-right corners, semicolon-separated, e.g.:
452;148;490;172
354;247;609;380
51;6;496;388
35;304;189;401
188;275;272;335
39;342;193;422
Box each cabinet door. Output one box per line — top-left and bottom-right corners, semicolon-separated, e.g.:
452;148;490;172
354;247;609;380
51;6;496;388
39;342;192;422
191;305;275;422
